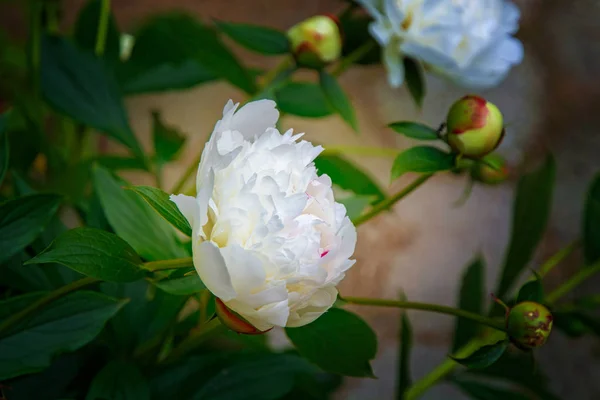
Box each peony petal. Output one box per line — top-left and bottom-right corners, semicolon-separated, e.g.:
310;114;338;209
286;286;338;327
219;245;267;293
195;241;236;301
230;99;279;140
169;194;198;227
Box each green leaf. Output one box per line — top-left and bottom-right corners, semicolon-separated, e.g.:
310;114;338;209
73;0;121;63
0;291;127;380
516;277;544;303
0;292;47;321
0;112;8;187
92;166;186;260
583;173;600;265
403;58;425;108
392;146;454;180
388;122;438;140
553;311;600;338
215;21;289;55
152;111;186;165
0;194;62;264
496;155;555;298
25;227;145;283
40;35;144;160
276;82;333;118
286;308;377;377
314;154;385;202
93;155;147;171
196;353;318;400
397;303;412;399
450;340;508;370
453;258;484;351
127;185;192;236
319;71;358;131
339;10;380;65
86;360;150;400
125;14;254;94
338;195;374;221
452;378;530;400
152;273;205;296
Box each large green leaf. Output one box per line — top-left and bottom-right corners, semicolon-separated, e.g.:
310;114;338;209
152;271;205;296
388;122;438;141
286;308;377;377
392;146;454;180
0;291;127;380
0;292;47;321
453;258;485;351
0;194;62;264
86;360;150;400
276;82;333;118
128;185;192;236
397;303;413;399
583;173;600;265
92;166;186;260
452;378;530;400
450;340;508;370
26;227;145;283
516;277;544;303
123;14;254;94
403;58;425;108
215;21;289;55
319;71;358;131
496;155;555;298
314;154;385;202
40;35;143;159
338;195;374;221
0;113;8;187
152;111;186;165
73;0;121;63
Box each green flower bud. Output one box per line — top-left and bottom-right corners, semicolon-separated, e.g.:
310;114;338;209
446;95;505;158
287;15;342;69
471;153;509;185
506;301;553;349
215;298;270;335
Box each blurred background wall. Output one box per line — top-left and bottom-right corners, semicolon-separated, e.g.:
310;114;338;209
3;0;600;398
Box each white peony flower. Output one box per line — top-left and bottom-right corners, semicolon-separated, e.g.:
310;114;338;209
357;0;524;88
170;99;357;331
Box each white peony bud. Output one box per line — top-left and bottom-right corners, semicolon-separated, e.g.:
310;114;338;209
357;0;524;89
170;100;357;332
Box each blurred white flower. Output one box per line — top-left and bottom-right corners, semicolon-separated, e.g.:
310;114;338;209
357;0;524;88
171;100;356;331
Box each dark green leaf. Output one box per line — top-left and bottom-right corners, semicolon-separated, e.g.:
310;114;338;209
338;195;374;221
196;353;318;400
286;308;377;377
516;278;544;303
397;305;412;399
128;185;192;236
215;21;289;55
41;35;144;159
276;82;333;118
314;154;385;202
450;340;508;369
575;294;600;310
583;173;600;264
152;111;186;165
453;258;484;351
496;155;555;298
319;71;358;131
392;146;454;180
403;58;425;108
339;11;380;65
152;273;205;296
388;122;438;141
553;311;589;338
0;291;127;380
0;113;8;187
25;227;145;282
125;14;254;94
452;378;530;400
92;166;187;260
0;194;62;264
86;360;150;400
93;155;147;171
0;292;46;321
73;0;121;63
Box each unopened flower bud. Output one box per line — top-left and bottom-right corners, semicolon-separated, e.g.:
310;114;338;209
215;298;270;335
506;301;553;349
471;153;509;185
446;95;505;158
287;15;342;69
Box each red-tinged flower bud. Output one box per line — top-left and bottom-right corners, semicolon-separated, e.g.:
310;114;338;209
287;15;342;69
215;298;270;335
506;301;553;349
446;95;505;158
471;153;509;185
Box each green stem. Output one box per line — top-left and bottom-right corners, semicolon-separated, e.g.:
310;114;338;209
321;146;399;158
258;56;294;91
546;259;600;304
353;174;433;227
538;239;580;278
331;41;376;77
0;277;99;336
159;318;224;365
343;297;506;332
144;257;194;272
94;0;111;56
